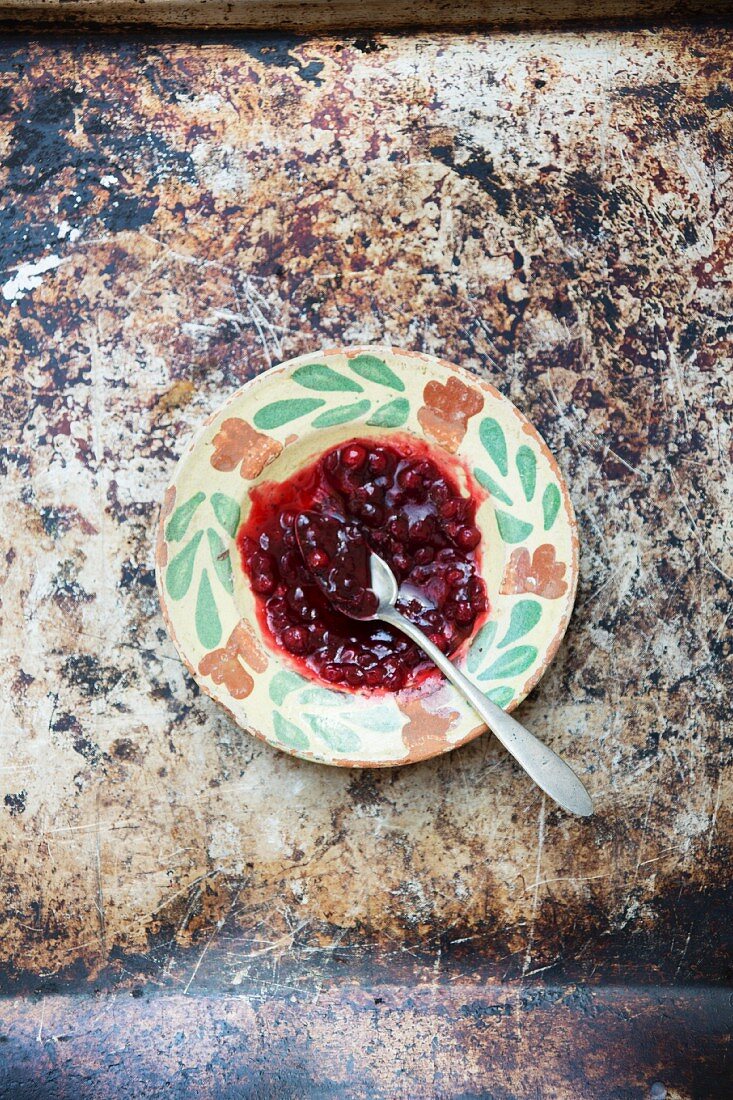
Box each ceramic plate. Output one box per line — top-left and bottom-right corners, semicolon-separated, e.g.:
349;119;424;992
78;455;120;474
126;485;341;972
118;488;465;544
155;346;578;766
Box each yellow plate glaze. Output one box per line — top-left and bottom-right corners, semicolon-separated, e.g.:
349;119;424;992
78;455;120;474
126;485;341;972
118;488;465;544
155;346;578;766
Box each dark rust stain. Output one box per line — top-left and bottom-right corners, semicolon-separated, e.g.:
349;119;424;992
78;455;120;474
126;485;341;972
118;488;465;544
0;985;730;1099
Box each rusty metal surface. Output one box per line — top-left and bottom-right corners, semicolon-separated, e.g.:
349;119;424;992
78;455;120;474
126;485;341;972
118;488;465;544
2;0;733;33
0;26;731;1097
1;986;730;1098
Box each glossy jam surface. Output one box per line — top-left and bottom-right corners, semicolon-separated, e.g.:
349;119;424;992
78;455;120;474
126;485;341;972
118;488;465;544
295;511;379;620
237;436;488;692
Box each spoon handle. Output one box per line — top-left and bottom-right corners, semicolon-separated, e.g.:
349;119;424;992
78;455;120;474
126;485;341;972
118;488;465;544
379;608;593;817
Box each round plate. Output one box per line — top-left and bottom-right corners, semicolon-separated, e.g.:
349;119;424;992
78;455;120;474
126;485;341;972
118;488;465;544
155;346;578;767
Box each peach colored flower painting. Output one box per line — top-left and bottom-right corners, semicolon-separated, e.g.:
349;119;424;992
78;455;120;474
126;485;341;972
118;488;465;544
501;544;568;599
210;417;283;480
198;620;268;700
417;376;484;453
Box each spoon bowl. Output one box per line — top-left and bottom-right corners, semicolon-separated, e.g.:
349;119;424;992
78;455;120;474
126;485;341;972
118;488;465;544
368;552;400;612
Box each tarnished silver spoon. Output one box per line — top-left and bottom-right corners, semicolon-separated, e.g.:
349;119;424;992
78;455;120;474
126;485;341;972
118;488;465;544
296;512;592;817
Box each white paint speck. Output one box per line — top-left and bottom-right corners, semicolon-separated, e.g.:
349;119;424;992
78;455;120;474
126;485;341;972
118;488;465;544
193;93;225;112
674;809;710;839
290;879;308;904
207;821;243;874
2;255;67;302
454;878;470;900
100;175;119;188
57;222;81;243
191;141;251;198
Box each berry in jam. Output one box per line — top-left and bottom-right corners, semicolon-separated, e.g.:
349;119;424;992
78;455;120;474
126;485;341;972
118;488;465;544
295;511;379;620
237;435;488;693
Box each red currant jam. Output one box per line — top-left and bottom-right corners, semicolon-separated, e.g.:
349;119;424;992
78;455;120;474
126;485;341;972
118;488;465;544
295;511;380;620
237;436;488;693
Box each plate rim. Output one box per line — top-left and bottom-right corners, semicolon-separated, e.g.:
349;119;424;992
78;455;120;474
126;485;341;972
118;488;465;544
155;344;579;767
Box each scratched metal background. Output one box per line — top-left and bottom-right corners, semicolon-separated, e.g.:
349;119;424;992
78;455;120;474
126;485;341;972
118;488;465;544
0;26;731;1099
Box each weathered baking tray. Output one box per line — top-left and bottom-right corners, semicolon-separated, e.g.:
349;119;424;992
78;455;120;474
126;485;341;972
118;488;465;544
0;21;730;1099
0;0;731;31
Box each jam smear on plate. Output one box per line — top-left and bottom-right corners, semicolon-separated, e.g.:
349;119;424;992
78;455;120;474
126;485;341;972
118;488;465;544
237;436;488;692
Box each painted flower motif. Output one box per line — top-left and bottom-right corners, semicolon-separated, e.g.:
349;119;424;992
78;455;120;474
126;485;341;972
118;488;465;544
417;376;484;453
210;417;282;479
399;697;459;758
227;620;268;674
500;544;568;599
197;619;268;699
199;647;254;700
156;485;177;569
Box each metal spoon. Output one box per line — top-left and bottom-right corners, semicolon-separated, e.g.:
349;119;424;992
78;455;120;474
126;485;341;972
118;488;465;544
356;550;593;817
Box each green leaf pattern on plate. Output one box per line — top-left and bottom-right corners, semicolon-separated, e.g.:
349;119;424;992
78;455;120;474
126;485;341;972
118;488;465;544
473;467;513;507
479;417;508;477
296;686;344;707
350;703;403;733
292;364;364;392
312;399;371;428
166;530;203;600
254;397;325;430
211;492;240;537
497;600;541;649
479;645;538;681
466;620;497;674
272;683;405;756
495;510;534;544
367;397;410;428
473;415;566;600
516;446;536;502
347;354;405;392
542;484;561;531
305;713;361;753
207;528;233;594
165;492;205;542
486;686;514;708
273;712;310;750
195;569;222;649
269;670;310;706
